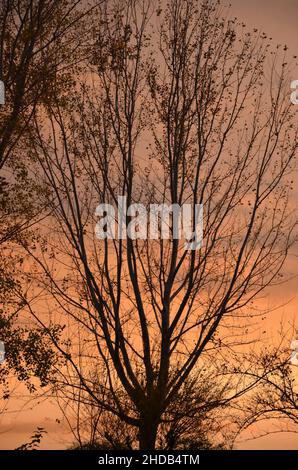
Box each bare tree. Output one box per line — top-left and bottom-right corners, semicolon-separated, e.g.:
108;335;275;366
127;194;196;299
233;329;298;442
60;363;239;450
24;0;298;449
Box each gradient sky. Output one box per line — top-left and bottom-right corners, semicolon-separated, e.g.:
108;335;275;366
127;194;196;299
225;0;298;450
1;0;298;450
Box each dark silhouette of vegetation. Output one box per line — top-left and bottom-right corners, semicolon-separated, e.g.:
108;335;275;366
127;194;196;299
0;0;297;450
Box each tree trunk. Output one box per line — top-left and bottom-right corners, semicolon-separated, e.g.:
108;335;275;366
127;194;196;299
138;418;159;450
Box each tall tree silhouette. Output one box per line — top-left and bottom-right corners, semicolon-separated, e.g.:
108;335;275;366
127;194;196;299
25;0;298;449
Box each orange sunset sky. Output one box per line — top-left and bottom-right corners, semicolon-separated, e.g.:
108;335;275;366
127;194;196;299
1;0;298;450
